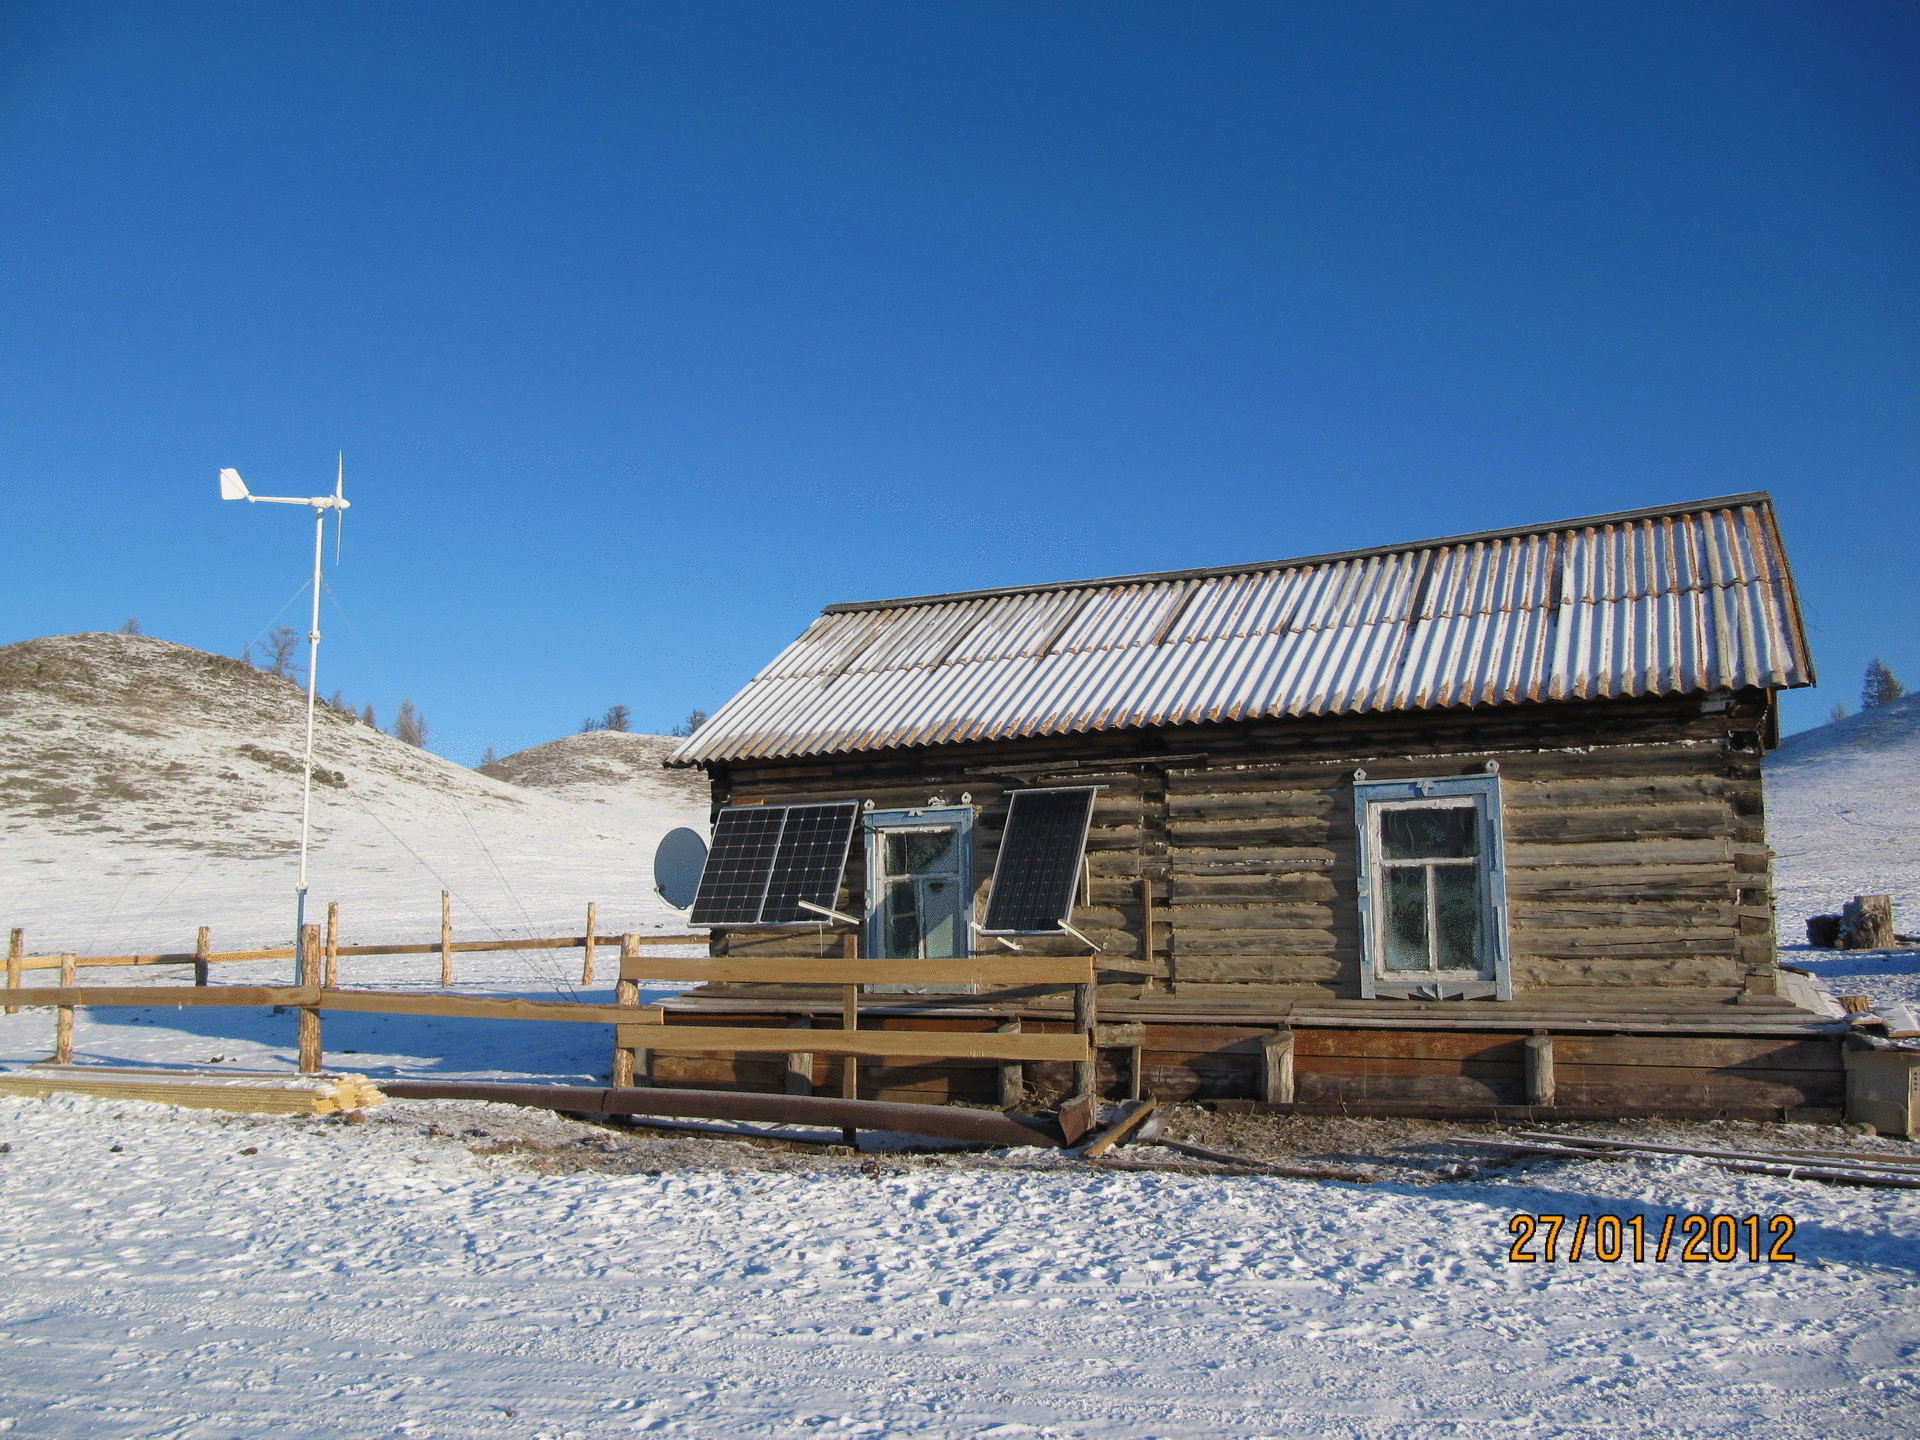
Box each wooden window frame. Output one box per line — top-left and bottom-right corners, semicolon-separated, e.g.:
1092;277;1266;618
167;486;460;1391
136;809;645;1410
1353;775;1512;1001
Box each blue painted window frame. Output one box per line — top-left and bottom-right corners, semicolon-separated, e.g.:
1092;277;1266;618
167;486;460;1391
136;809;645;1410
861;806;975;961
1352;775;1511;1000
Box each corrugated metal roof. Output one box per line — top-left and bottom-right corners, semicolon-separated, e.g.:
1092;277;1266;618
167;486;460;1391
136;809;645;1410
672;494;1813;765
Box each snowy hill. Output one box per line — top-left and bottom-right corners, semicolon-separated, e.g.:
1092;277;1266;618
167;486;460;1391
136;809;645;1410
0;633;707;958
479;729;709;822
1766;692;1920;939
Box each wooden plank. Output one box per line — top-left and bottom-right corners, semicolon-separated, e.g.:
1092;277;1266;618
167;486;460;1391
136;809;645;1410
321;990;666;1025
618;956;1095;986
619;1024;1092;1062
439;891;453;988
19;985;322;1009
1505;804;1729;845
1506;838;1733;868
1553;1036;1842;1071
1079;1098;1157;1157
5;928;19;1014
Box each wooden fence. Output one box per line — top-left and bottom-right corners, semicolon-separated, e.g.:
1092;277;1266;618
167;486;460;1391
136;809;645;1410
1;919;1096;1102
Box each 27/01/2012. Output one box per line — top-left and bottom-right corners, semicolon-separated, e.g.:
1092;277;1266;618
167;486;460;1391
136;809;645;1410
1507;1213;1795;1263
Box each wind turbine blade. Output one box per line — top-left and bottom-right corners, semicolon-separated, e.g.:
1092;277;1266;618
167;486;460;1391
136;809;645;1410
334;507;344;563
219;468;249;501
333;453;345;561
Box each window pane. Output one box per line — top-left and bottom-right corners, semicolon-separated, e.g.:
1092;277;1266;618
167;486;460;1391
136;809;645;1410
1432;865;1482;971
885;879;921;958
884;829;956;877
1380;805;1478;861
1382;867;1430;971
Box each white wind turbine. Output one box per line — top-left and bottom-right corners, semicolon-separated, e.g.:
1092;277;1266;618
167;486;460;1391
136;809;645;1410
220;457;351;973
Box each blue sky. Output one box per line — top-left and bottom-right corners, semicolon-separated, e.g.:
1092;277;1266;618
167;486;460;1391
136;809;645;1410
2;1;1914;761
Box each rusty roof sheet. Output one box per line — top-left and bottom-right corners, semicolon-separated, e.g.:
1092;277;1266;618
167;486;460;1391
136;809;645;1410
672;493;1813;765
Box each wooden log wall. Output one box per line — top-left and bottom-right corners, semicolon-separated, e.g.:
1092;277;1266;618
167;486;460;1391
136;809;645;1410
699;691;1779;1008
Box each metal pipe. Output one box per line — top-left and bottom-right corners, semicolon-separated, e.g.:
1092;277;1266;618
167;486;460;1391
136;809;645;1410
378;1079;1066;1148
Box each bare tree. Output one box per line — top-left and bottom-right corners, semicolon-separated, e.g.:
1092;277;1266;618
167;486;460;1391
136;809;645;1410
1830;702;1848;724
261;626;302;679
1863;658;1906;710
361;702;377;729
117;616;143;636
580;716;603;733
602;704;631;733
479;745;499;767
393;698;428;747
668;709;708;738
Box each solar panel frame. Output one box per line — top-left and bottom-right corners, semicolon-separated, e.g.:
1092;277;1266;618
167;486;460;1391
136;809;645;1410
687;800;860;927
978;786;1100;935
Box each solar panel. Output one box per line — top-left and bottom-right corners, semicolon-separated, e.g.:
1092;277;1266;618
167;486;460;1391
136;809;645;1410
980;787;1098;934
687;801;859;927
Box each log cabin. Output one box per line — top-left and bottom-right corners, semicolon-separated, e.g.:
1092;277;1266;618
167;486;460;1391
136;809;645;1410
648;493;1854;1120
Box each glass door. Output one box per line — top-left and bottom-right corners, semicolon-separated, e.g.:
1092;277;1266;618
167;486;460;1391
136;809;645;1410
863;808;973;962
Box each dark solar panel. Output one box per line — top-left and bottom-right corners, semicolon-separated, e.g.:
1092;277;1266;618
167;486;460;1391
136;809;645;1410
688;801;858;926
981;787;1097;934
759;801;861;923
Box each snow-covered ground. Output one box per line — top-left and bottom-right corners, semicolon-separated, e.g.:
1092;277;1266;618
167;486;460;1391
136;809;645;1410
3;637;1919;1436
3;1091;1918;1439
1768;693;1920;1013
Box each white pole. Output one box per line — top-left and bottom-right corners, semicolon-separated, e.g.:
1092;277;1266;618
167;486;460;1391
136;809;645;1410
295;498;324;978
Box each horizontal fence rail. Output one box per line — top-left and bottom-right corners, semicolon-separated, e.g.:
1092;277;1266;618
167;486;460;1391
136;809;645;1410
9;933;708;973
616;1023;1088;1063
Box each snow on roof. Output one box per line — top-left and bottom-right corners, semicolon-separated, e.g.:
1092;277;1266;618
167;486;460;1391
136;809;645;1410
673;493;1813;765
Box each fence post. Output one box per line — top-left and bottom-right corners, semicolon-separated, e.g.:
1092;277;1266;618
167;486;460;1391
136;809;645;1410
439;891;453;988
1259;1029;1295;1104
1073;979;1097;1098
611;934;641;1087
581;901;597;986
53;953;75;1063
841;931;859;1101
324;903;340;988
6;927;21;1015
194;926;211;987
1526;1033;1555;1107
997;1018;1024;1110
298;925;323;1074
785;1016;814;1095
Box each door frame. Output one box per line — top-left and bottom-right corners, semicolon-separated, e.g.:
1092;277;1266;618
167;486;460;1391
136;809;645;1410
862;806;975;962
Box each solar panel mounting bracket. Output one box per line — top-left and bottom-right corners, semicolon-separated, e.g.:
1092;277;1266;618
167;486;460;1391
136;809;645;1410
797;900;862;927
1058;920;1102;953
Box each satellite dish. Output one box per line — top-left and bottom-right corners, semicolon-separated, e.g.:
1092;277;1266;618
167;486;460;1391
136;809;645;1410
653;827;709;909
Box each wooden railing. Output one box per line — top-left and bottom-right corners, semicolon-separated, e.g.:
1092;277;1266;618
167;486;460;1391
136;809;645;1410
1;926;1098;1101
4;892;701;1001
610;938;1098;1098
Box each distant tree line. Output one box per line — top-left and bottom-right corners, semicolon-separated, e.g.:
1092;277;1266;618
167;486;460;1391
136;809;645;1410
1828;657;1905;723
233;625;428;748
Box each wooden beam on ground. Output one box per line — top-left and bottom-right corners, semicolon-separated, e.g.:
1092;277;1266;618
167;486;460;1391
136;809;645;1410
1078;1098;1157;1158
618;1023;1091;1062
